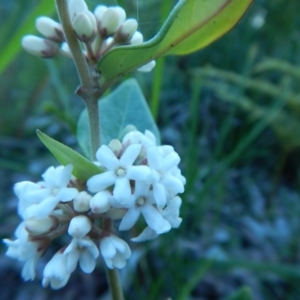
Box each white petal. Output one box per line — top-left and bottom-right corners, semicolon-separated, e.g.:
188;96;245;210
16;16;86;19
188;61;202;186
147;146;162;169
134;181;150;197
96;145;119;170
137;60;156;72
113;177;131;203
24;196;58;219
57;187;78;202
87;172;116;193
66;249;80;273
79;251;96;273
59;164;73;187
21;258;37;281
127;165;150;180
141;204;171;234
160;152;180;172
120;144;141;167
161;174;184;194
119;207;140;230
100;238;116;258
131;227;158;242
112;253;126;269
153;183;166;208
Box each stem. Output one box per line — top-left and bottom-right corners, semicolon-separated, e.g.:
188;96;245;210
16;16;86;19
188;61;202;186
55;0;101;158
106;268;124;300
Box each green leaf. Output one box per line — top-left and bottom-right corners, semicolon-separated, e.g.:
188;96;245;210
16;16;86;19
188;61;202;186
225;287;253;300
98;0;253;83
37;130;103;182
77;79;160;157
0;0;55;74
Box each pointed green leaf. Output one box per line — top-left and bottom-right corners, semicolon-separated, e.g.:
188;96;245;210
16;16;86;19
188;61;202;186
37;130;103;181
98;0;253;83
77;79;160;157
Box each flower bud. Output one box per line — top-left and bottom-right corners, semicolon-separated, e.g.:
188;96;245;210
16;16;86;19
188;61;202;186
99;7;126;37
94;5;107;22
130;31;143;45
25;216;59;235
35;17;64;42
137;60;156;72
73;11;97;43
73;191;91;212
68;0;88;20
68;215;91;239
90;190;111;214
114;19;138;43
108;139;122;156
22;35;60;58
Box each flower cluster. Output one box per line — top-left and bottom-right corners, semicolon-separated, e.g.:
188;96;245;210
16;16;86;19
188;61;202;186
3;130;185;289
21;0;155;72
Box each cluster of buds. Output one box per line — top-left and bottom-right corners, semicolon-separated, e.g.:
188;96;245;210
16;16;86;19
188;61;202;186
21;0;155;72
3;130;185;289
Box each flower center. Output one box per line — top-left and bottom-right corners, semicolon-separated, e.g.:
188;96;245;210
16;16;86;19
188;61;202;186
116;167;126;177
136;197;145;206
52;188;59;196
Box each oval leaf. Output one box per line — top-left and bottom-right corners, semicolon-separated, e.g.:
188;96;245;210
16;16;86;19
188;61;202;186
77;78;160;157
98;0;253;83
37;130;103;181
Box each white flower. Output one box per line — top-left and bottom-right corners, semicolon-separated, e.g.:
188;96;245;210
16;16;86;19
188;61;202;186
100;235;131;269
23;165;78;219
68;215;92;239
87;144;150;203
3;222;47;280
64;237;99;273
68;0;89;20
131;196;182;242
42;251;71;289
72;11;97;43
117;181;171;234
147;146;184;207
25;216;58;235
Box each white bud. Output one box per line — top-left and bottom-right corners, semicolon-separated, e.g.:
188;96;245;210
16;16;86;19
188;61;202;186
25;216;58;235
68;215;91;239
108;139;122;156
100;235;131;269
73;11;97;42
22;35;59;58
35;17;64;42
130;31;143;45
99;7;126;37
68;0;88;20
94;5;107;22
115;19;138;43
73;191;92;212
90;190;111;214
137;60;156;72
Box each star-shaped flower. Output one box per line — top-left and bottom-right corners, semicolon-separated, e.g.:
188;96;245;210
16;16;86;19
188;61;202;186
87;144;150;203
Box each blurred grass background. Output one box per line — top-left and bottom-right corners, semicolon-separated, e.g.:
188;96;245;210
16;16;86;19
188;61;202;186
1;0;300;299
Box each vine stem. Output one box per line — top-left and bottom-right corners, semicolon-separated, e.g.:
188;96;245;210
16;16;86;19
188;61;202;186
54;1;124;299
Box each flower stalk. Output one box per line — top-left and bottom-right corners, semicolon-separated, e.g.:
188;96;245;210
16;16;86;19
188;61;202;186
55;0;101;159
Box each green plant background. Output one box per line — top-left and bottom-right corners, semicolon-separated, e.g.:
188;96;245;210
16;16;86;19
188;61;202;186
1;0;300;299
